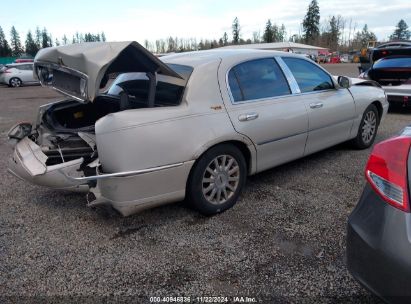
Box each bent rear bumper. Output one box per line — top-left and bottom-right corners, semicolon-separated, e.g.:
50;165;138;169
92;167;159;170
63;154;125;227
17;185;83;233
8;137;89;192
8;136;194;216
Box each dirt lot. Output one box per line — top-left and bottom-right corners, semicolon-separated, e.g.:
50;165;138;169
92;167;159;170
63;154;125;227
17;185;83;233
1;64;409;303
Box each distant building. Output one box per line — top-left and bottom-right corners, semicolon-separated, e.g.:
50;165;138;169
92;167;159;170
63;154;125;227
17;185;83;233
220;42;328;56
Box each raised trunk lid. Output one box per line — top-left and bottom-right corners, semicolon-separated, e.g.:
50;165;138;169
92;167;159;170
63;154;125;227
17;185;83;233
34;41;182;102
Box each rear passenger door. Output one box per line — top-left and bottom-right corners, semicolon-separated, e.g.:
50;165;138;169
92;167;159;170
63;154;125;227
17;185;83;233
280;57;356;155
221;57;309;172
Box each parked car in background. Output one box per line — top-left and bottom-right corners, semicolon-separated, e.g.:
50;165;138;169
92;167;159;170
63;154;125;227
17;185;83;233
360;47;411;107
0;62;39;87
317;54;327;63
340;54;349;63
347;126;411;303
14;58;34;63
8;41;388;216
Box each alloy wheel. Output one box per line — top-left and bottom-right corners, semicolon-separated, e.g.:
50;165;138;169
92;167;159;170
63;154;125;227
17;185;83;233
202;155;240;205
362;110;377;144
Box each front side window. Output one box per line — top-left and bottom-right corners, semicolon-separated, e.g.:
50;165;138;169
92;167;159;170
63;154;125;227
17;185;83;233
282;57;334;93
228;58;291;102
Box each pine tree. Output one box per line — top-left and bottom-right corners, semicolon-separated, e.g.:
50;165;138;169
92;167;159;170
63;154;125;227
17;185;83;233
390;19;410;40
328;16;340;51
10;26;23;56
35;27;42;49
223;32;228;46
232;17;240;44
101;32;106;42
25;30;38;56
41;27;50;48
263;19;274;43
62;34;68;45
0;26;12;56
302;0;320;44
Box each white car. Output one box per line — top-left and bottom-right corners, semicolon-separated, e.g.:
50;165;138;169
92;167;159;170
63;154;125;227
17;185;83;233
0;63;39;87
8;41;388;216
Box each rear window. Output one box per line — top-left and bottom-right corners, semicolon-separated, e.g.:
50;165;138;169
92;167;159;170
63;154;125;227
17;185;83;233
107;64;193;106
373;57;411;69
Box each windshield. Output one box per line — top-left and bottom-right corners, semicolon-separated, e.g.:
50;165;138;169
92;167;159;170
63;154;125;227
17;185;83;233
107;63;193;106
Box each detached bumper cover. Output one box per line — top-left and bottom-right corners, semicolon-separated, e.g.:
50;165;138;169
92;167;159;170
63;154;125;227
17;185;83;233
347;184;411;303
8;137;89;191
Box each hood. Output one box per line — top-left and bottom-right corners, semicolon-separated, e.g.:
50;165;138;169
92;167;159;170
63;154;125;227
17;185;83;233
34;41;182;102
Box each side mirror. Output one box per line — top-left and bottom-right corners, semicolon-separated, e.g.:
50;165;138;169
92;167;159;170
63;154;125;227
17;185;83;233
338;76;352;89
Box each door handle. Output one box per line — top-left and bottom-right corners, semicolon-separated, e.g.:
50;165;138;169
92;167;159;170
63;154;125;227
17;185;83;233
309;102;323;109
238;113;259;122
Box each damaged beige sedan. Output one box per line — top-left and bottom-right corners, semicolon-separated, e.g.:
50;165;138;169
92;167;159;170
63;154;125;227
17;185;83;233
8;41;388;216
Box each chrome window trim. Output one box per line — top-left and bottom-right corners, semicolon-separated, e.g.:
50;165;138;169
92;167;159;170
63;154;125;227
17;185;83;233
275;56;301;94
225;57;293;105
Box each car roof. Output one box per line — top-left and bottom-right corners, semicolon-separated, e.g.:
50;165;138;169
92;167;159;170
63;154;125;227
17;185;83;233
161;49;303;67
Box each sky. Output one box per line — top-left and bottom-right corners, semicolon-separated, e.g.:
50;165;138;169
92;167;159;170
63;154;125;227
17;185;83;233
1;0;410;45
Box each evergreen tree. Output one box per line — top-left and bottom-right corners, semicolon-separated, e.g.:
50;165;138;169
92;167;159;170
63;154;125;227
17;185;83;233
35;26;42;49
223;32;228;45
10;26;23;56
0;26;12;56
302;0;320;44
41;27;50;48
232;17;240;44
263;19;274;43
62;34;68;45
101;32;106;42
390;19;410;40
328;16;340;51
25;30;38;56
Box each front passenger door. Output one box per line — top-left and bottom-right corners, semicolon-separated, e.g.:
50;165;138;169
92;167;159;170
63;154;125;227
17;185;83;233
281;57;356;155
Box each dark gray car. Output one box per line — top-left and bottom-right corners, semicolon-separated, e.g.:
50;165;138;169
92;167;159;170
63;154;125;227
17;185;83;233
347;126;411;303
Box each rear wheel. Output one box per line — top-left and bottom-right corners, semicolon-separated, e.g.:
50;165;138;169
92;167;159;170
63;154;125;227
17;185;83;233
352;104;379;149
9;77;22;87
187;144;246;215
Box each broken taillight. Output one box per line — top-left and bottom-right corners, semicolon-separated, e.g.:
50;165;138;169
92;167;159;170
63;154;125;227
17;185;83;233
365;136;411;212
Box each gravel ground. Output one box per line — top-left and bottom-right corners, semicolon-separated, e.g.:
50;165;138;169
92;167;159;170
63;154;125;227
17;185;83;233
1;64;410;303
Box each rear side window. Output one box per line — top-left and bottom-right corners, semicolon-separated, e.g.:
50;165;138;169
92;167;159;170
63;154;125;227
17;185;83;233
228;58;291;102
282;57;334;93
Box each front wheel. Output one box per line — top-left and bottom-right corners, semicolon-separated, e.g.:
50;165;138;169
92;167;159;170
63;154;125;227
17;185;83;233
187;144;247;215
9;77;22;87
352;104;379;149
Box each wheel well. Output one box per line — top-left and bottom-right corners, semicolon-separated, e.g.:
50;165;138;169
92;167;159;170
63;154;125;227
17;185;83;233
192;140;252;174
225;140;252;173
372;101;383;121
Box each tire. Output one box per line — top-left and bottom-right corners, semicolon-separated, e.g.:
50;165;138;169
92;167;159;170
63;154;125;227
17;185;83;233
186;144;247;216
9;77;22;87
352;104;379;149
